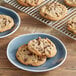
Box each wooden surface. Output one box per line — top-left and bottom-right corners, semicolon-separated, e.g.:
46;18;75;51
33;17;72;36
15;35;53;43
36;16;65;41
0;2;76;76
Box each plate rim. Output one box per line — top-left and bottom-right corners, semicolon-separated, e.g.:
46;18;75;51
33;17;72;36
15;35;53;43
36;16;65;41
7;33;67;72
0;6;21;38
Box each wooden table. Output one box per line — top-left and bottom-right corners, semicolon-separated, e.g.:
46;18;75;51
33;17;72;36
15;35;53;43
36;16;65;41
0;2;76;76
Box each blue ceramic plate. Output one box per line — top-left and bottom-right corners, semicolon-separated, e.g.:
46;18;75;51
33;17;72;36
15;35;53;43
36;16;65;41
0;6;21;38
7;33;67;72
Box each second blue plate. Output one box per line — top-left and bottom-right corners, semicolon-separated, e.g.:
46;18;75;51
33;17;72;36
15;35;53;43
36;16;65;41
0;6;21;38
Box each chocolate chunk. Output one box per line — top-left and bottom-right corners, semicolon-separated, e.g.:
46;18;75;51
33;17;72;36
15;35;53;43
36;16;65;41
24;58;27;62
28;53;33;56
23;50;25;52
44;13;47;16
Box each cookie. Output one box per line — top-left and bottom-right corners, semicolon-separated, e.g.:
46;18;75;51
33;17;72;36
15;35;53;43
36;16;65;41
17;0;44;7
0;15;14;32
16;44;46;66
67;16;76;34
26;0;44;7
40;2;67;21
28;37;57;58
17;0;29;6
64;0;76;7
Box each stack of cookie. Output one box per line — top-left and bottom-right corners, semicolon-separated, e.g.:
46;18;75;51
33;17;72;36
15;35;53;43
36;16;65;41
16;37;57;66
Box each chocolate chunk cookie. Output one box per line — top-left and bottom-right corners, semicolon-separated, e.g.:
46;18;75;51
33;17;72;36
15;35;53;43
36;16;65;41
26;0;44;7
17;0;44;7
67;16;76;34
28;37;57;58
0;15;14;32
40;2;67;21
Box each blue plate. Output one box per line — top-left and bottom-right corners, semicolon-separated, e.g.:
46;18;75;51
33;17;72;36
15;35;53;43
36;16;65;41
7;33;67;72
0;6;21;38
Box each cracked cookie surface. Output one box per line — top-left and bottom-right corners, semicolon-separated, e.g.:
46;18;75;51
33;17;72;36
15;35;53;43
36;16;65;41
26;0;43;6
0;15;14;32
17;0;44;7
16;44;46;66
40;2;67;21
28;37;57;58
67;16;76;34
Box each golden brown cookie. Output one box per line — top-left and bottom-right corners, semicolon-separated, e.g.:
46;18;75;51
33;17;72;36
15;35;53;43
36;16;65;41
64;0;76;7
28;37;57;58
17;0;44;7
67;16;76;34
26;0;44;7
16;44;46;66
40;2;67;21
0;15;14;32
17;0;29;6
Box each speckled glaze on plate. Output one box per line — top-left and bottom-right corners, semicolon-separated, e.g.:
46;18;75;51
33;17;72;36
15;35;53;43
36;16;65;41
0;6;21;38
7;33;67;72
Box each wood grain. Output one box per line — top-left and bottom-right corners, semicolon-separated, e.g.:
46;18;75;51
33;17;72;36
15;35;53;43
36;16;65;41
0;2;76;76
